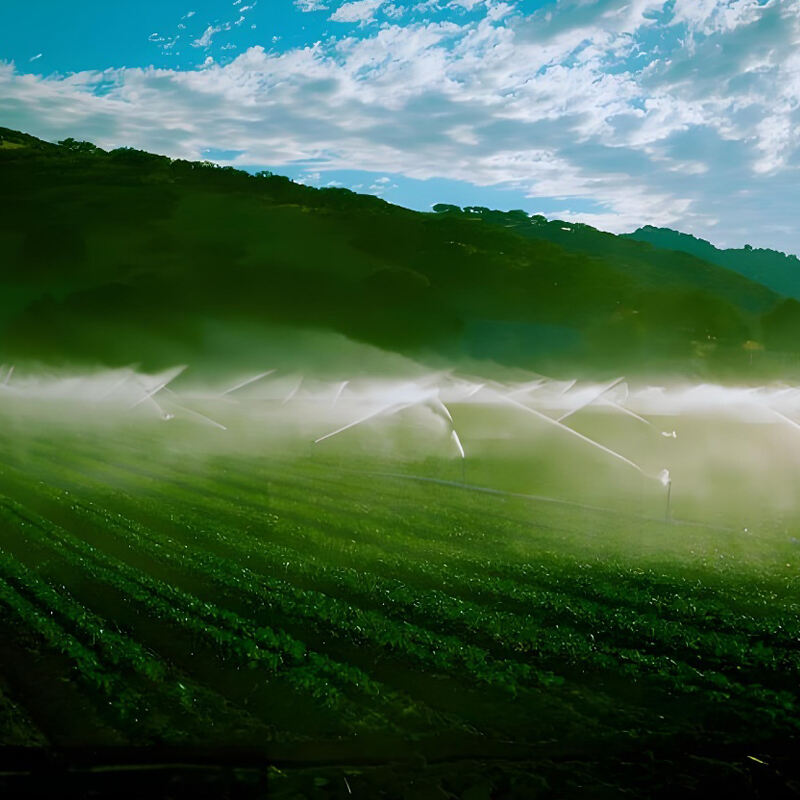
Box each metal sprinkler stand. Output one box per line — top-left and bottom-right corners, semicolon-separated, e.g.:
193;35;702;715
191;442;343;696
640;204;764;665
658;468;672;523
665;478;672;523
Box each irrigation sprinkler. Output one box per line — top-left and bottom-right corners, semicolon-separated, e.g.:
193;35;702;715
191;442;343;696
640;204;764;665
313;400;418;444
130;380;172;410
431;397;468;483
506;378;549;398
659;469;672;522
332;380;349;407
432;397;453;423
129;366;186;410
219;370;275;397
93;370;132;404
160;388;228;430
168;401;227;430
149;394;174;421
282;375;304;406
769;407;800;434
497;389;674;515
498;392;644;474
451;429;466;483
594;384;653;428
602;399;653;427
556;376;626;423
559;379;578;395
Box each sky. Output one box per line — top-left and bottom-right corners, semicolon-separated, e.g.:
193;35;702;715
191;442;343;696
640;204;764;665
1;0;798;253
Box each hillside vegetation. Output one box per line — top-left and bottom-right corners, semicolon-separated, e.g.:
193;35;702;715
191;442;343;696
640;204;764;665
1;126;798;377
626;225;800;301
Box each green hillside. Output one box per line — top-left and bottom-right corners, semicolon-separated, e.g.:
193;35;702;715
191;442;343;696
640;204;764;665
2;126;798;377
625;225;800;301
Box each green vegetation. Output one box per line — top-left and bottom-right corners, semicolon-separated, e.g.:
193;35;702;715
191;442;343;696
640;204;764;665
1;417;799;794
626;225;800;301
2;126;800;378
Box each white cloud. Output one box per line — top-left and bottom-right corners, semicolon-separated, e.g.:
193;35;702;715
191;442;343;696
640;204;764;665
295;0;329;9
28;53;42;62
383;3;405;18
4;0;800;251
330;0;384;23
670;0;768;34
448;0;485;11
369;176;398;194
191;25;222;48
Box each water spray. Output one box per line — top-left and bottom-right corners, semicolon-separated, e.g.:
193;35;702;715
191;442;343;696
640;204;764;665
432;397;466;482
659;468;672;522
332;380;349;407
129;367;186;410
282;375;304;406
498;391;644;475
313;400;418;444
219;370;275;397
451;429;466;483
556;376;625;423
94;370;133;404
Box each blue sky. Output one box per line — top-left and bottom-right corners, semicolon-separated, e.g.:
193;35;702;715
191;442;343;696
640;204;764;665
1;0;798;253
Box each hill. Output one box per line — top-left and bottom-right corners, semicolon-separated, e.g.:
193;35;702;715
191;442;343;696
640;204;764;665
625;225;800;301
1;125;799;378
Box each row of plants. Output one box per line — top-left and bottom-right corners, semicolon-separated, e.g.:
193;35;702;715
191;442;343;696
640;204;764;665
9;441;800;701
98;468;800;679
0;498;437;735
0;546;263;742
8;443;799;726
52;490;800;725
11;442;800;707
67;441;800;641
63;496;568;698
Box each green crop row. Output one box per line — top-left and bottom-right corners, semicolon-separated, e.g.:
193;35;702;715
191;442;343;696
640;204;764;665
17;433;798;642
70;445;800;646
62;494;800;725
0;548;257;741
0;498;443;734
66;497;566;697
5;446;799;727
104;477;800;683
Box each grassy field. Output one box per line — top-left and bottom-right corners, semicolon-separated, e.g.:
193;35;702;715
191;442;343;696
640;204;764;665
0;409;799;797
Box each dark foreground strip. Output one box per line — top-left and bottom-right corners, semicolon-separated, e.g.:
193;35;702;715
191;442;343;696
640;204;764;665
1;737;800;799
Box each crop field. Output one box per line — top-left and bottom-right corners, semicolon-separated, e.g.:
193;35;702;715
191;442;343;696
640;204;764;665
1;392;800;798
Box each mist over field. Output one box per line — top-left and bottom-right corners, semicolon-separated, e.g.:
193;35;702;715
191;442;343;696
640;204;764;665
5;357;800;551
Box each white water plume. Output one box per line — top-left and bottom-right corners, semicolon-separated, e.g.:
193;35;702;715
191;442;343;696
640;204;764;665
7;364;800;527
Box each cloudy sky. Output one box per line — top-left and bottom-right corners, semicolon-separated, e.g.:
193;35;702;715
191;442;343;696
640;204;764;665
2;0;798;252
